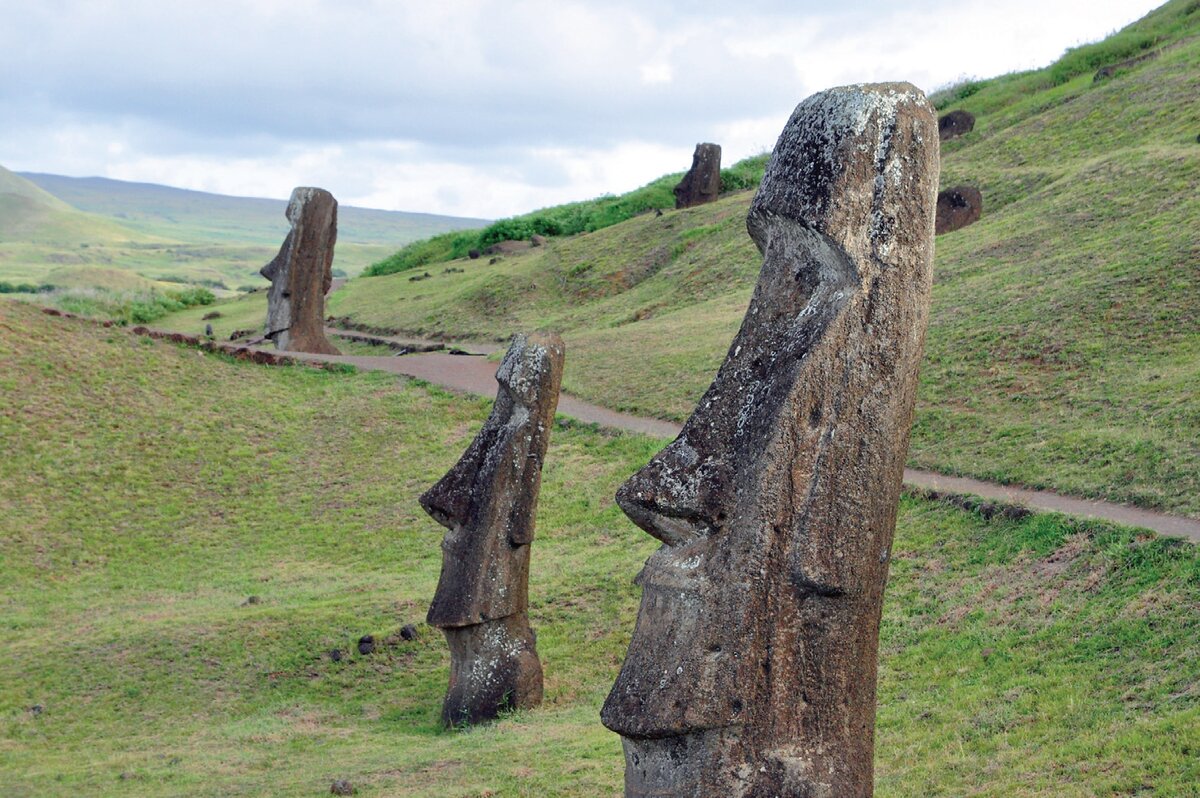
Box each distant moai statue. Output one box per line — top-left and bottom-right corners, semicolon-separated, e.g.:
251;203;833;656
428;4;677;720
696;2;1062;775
936;185;983;234
260;187;341;354
673;143;722;209
420;332;565;726
938;109;975;140
601;83;940;797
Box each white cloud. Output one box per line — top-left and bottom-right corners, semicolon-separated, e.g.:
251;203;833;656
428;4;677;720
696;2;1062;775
0;0;1167;218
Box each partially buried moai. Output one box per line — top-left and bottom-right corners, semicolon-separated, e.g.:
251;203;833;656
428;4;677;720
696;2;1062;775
420;332;565;726
260;187;341;354
673;142;722;209
601;83;939;797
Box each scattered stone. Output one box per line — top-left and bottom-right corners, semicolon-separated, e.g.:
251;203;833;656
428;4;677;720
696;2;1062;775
330;779;354;795
938;109;975;141
469;249;481;260
443;267;464;274
982;647;995;659
1093;49;1159;82
260;187;342;355
673;142;722;209
936;185;983;234
655;208;664;217
408;272;431;282
399;624;419;641
601;82;939;797
488;257;500;265
229;328;256;341
530;234;546;247
204;323;214;339
240;595;261;607
202;311;222;321
28;704;43;716
421;332;565;726
357;635;376;656
329;648;344;663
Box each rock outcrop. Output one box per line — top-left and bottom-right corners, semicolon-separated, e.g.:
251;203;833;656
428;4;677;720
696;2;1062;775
601;82;939;797
938;108;975;141
420;332;565;726
936;185;983;234
260;187;340;354
673;143;722;209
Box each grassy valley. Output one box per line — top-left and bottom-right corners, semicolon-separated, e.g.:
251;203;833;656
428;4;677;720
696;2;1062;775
162;0;1200;516
0;169;488;296
3;299;1199;796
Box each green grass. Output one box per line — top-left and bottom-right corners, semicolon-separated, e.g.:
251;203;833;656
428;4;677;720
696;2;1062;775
177;0;1200;516
1;168;488;293
362;155;771;277
3;298;1200;796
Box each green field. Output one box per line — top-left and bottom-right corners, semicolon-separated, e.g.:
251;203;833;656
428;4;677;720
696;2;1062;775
4;298;1199;797
161;1;1200;516
0;167;488;292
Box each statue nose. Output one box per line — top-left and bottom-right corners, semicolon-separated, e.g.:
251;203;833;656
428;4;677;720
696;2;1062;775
615;436;731;547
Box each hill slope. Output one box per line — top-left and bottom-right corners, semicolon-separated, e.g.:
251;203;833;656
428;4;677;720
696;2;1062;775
206;0;1199;516
3;298;1199;796
0;165;150;248
20;172;490;248
1;172;489;289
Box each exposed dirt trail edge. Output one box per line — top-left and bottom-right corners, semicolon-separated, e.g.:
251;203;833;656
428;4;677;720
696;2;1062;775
277;346;1199;542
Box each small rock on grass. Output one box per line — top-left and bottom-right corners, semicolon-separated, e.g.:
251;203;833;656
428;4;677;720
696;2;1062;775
400;624;419;641
357;635;375;656
330;778;354;795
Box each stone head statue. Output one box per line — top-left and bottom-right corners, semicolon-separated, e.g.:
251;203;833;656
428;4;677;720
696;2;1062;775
260;186;340;355
601;83;939;796
421;332;565;725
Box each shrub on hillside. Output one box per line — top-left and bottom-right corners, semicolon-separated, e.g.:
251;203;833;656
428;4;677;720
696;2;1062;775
0;281;54;294
364;155;769;278
49;285;215;325
1047;31;1159;86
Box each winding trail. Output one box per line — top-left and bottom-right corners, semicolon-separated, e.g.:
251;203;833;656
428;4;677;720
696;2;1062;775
274;338;1200;542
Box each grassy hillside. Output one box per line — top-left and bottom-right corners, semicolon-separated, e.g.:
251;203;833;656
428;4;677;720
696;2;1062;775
0;166;154;251
1;172;489;292
3;298;1199;796
173;0;1200;516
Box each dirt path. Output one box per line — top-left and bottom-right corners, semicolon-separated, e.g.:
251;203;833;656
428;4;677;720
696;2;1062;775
273;345;1199;542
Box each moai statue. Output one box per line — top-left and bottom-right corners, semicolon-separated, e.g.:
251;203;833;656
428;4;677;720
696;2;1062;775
420;332;565;726
673;143;722;209
260;187;341;354
938;108;975;141
936;185;983;234
601;83;939;797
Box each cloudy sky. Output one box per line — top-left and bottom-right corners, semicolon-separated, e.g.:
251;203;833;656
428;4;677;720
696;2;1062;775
0;0;1163;219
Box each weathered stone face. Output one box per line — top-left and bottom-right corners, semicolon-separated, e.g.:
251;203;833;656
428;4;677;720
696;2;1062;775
936;185;983;234
421;332;565;726
938;108;975;141
602;83;939;797
673;143;722;209
260;187;341;355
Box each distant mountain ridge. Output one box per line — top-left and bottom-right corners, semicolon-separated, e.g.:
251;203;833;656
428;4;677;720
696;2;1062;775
0;170;489;286
19;172;490;247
